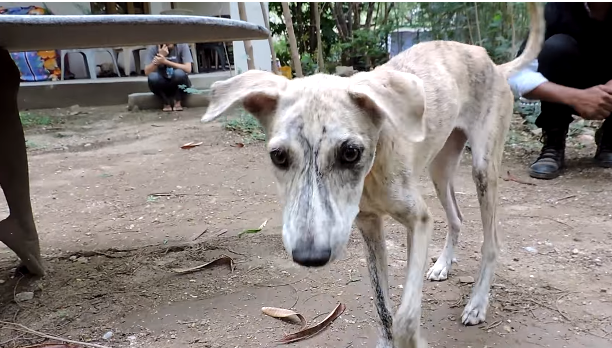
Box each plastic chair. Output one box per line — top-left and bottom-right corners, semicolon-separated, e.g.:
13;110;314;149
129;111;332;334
116;46;147;76
60;48;120;80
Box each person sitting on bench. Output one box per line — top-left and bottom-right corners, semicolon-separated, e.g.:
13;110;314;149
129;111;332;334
144;43;193;112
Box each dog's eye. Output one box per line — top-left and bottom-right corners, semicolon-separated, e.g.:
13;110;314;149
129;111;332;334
270;149;289;169
340;143;362;164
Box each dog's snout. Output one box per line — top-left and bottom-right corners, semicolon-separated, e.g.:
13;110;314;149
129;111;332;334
292;246;331;267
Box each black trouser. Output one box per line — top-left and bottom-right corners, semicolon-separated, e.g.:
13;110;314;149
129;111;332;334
147;69;191;106
536;34;612;138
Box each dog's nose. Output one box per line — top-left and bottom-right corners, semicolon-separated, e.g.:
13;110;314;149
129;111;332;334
292;247;331;267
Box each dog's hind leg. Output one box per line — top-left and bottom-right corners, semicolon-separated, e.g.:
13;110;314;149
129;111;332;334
427;129;467;281
355;211;394;348
461;109;509;325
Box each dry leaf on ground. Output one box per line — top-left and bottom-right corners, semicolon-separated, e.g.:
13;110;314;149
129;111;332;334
262;307;307;329
180;141;203;149
278;303;346;344
170;255;235;274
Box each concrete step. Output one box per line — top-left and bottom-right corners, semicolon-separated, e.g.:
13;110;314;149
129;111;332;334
18;71;229;110
127;90;210;111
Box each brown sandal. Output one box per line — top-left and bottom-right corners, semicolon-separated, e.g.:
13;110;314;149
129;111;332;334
162;105;173;112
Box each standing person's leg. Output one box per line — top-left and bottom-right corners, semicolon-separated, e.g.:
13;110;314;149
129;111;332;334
147;72;173;112
530;34;605;178
169;69;191;111
596;113;612;167
593;49;612;168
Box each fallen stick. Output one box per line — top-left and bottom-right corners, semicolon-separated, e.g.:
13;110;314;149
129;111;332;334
170;255;235;274
0;320;111;348
502;170;536;186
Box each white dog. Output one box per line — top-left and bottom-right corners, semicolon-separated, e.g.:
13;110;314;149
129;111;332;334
201;3;545;347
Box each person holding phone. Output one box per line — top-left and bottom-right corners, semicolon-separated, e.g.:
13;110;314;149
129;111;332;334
143;43;193;112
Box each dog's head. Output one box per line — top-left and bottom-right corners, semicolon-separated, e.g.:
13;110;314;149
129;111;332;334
202;69;426;267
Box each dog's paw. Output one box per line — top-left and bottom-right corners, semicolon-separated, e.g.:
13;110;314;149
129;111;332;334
461;296;488;325
375;339;394;348
426;256;456;281
394;334;428;348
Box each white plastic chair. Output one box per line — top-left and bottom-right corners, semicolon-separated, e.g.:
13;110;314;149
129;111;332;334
60;48;120;80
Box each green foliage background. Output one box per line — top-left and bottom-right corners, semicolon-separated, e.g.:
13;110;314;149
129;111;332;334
270;2;533;74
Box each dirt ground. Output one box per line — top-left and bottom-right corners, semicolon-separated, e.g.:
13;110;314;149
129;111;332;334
1;105;611;348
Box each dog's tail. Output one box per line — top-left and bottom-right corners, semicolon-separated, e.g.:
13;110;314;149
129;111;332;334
497;3;545;79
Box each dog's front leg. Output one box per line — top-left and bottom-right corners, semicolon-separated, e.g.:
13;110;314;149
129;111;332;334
389;192;432;348
355;212;394;348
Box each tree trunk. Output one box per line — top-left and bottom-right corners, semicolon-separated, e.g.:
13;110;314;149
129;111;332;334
332;3;348;41
314;2;324;72
466;12;475;45
281;2;303;77
309;2;317;54
474;2;483;46
373;2;381;30
237;2;255;70
365;2;375;28
509;2;516;56
293;3;305;55
352;2;361;31
260;2;279;74
382;2;395;26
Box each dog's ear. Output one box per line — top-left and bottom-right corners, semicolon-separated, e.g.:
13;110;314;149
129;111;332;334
348;69;426;142
201;70;288;130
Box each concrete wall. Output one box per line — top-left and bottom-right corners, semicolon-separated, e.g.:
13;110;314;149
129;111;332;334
173;2;230;17
148;2;171;15
229;2;271;72
171;2;271;73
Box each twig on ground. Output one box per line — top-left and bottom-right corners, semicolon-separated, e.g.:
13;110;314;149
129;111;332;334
246;265;263;274
192;228;208;241
555;292;573;322
170;255;235;274
481;320;502;331
0;321;111;348
288;284;300;309
254;275;309;288
584;330;610;339
0;332;26;346
526;296;572;322
222;247;247;256
554;194;577;203
148;192;213;198
515;215;574;229
502;170;536;186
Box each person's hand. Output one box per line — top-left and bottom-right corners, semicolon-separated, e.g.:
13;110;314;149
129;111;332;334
153;54;167;66
571;84;612;120
158;44;169;57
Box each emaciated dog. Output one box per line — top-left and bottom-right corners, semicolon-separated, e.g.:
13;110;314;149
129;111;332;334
201;3;545;347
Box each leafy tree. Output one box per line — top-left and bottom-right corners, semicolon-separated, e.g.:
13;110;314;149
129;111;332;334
268;2;533;75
